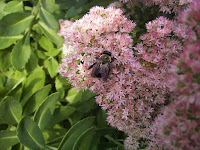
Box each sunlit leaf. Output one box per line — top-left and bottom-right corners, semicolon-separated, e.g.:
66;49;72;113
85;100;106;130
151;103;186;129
46;57;59;78
38;35;54;51
3;1;23;14
0;35;23;49
11;32;31;70
0;12;34;36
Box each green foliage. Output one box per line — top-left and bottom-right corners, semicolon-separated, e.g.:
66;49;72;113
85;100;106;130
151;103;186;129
0;0;126;150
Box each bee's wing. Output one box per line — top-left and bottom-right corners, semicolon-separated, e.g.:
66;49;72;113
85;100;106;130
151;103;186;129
91;62;101;78
100;63;110;82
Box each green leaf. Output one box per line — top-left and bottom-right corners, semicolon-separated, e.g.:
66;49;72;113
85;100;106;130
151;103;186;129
58;117;95;150
73;127;96;150
55;76;71;99
41;0;56;13
0;2;7;20
17;117;45;150
0;73;5;87
66;88;96;104
34;92;59;131
0;35;23;49
23;84;51;116
7;77;25;96
5;70;25;89
3;1;23;14
25;50;39;73
0;130;19;150
21;67;46;106
0;97;22;125
44;49;61;56
36;50;47;59
0;12;34;36
55;0;77;10
0;50;11;71
48;106;76;127
0;86;7;100
39;6;59;30
46;57;59;78
38;21;63;46
11;32;31;70
38;35;55;51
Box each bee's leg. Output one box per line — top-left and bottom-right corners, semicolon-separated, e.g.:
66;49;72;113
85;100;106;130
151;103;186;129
88;62;97;70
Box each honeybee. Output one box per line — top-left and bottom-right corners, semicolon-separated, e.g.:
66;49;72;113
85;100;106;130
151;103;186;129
88;51;115;81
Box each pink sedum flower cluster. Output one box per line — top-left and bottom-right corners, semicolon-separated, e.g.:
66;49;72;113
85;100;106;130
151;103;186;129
123;16;187;150
148;1;200;150
119;0;194;14
59;3;199;150
59;6;136;94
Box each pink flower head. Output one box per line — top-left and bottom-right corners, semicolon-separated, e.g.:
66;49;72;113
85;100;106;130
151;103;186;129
149;1;200;149
59;6;135;93
119;0;194;14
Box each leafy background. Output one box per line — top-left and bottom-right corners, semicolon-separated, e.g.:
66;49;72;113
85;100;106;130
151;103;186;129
0;0;161;150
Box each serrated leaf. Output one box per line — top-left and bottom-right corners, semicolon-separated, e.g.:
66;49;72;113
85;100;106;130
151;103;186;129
41;0;56;13
0;12;34;36
38;36;55;51
58;117;95;150
23;84;51;116
0;97;22;125
17;117;45;150
11;32;31;70
0;130;19;150
0;50;11;71
3;1;23;14
21;67;45;107
34;92;59;131
39;6;59;30
47;57;59;78
38;21;63;46
25;50;39;73
0;35;23;49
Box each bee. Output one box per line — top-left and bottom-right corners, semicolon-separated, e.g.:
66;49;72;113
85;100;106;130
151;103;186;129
88;51;115;81
139;58;157;68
